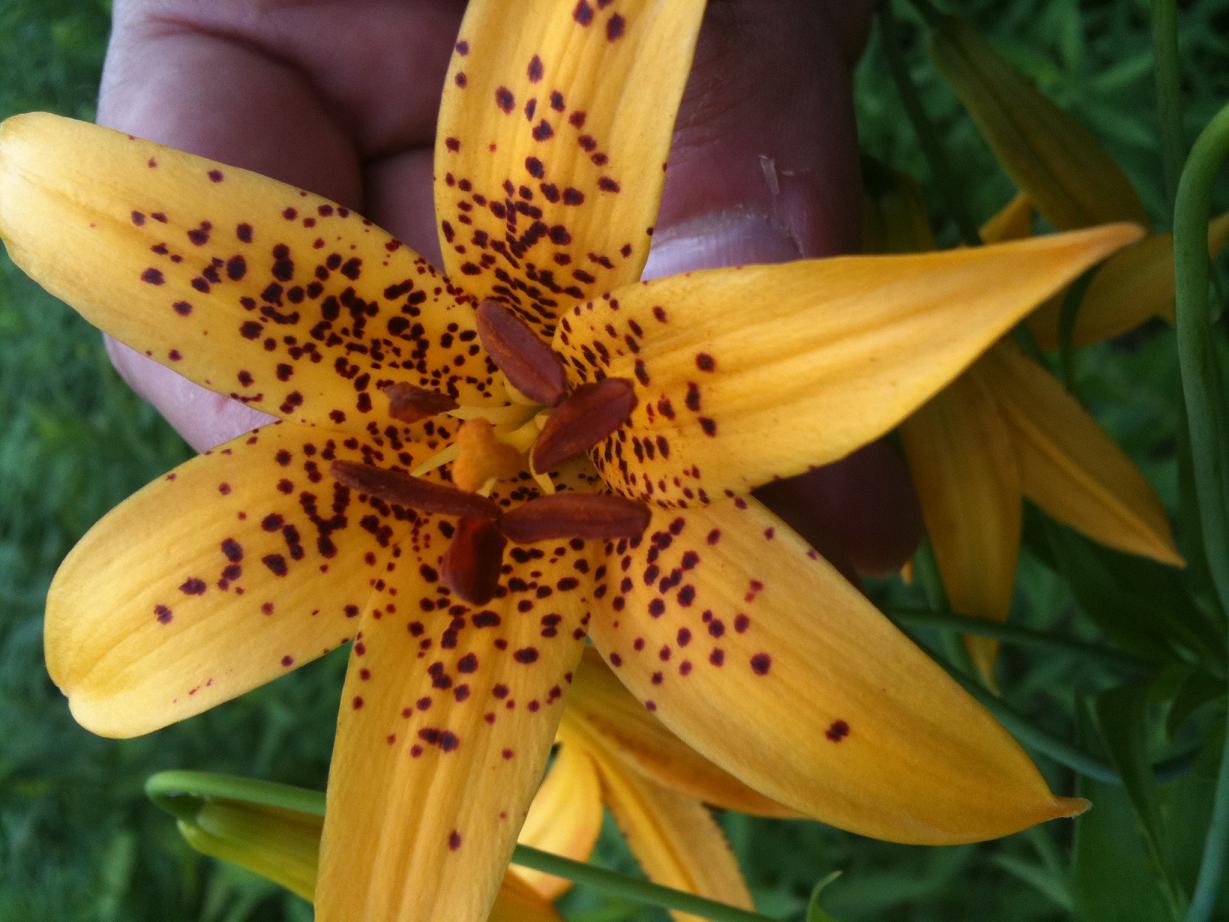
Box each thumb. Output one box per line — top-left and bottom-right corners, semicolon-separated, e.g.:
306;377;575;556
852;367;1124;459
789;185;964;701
645;0;922;577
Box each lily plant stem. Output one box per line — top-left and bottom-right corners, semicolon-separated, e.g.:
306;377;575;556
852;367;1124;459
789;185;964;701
1151;0;1186;215
147;772;778;922
886;606;1153;673
1173;100;1229;922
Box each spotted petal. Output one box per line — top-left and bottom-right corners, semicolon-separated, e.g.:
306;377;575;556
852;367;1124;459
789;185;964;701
512;736;603;900
563;647;794;816
981;344;1182;566
901;371;1021;682
571;719;754;922
588;499;1085;843
434;0;706;335
316;527;594;921
0;113;504;430
45;422;414;738
554;225;1142;506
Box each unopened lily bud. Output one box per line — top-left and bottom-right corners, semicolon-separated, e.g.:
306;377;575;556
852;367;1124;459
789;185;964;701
929;17;1147;231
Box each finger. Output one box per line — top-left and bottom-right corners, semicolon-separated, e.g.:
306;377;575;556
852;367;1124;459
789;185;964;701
644;0;921;575
96;0;463;450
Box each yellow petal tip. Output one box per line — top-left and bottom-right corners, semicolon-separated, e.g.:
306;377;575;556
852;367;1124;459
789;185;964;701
1052;796;1091;819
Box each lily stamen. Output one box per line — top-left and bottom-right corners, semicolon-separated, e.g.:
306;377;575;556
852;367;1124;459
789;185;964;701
382;382;459;423
502;494;651;544
530;378;637;473
330;461;499;519
475;299;568;406
440;516;506;606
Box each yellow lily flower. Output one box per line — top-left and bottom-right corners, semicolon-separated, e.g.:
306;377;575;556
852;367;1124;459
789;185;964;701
867;170;1182;680
929;14;1229;347
513;648;788;918
0;2;1143;918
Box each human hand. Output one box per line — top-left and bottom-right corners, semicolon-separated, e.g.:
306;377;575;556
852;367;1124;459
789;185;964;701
98;0;919;574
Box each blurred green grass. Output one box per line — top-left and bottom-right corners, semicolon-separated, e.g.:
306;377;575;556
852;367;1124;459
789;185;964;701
0;1;1225;920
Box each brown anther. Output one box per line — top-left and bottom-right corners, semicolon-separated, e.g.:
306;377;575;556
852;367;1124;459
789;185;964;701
475;300;568;406
331;461;500;519
502;493;651;544
383;383;459;423
530;378;637;473
451;419;524;492
441;516;506;605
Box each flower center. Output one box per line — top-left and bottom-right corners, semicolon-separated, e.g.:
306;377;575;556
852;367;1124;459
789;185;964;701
331;300;649;605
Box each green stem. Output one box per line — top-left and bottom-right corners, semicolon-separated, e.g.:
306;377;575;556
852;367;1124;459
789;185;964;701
886;606;1153;672
881;2;983;247
1151;0;1186;215
1057;269;1095;391
1174;101;1229;922
148;772;777;922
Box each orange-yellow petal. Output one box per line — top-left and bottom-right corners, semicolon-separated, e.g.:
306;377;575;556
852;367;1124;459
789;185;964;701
569;718;754;922
489;875;567;922
930;17;1148;231
512;737;603;900
982;343;1183;565
588;499;1084;844
316;527;595;922
980;191;1034;244
901;370;1021;681
1027;212;1229;347
563;647;795;817
0;113;504;429
554;225;1142;506
434;0;706;336
45;422;414;738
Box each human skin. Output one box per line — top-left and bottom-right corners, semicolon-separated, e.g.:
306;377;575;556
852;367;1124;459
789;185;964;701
96;0;921;574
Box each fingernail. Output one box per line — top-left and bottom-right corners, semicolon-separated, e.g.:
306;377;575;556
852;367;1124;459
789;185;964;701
642;209;802;280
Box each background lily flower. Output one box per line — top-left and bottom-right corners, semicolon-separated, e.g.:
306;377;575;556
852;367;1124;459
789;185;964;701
928;13;1229;348
512;648;791;918
0;1;1146;919
866;167;1182;680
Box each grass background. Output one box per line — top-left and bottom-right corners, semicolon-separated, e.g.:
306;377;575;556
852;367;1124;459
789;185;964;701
1;1;1227;920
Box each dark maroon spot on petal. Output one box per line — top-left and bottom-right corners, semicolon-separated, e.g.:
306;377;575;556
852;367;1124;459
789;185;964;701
180;578;206;595
527;54;543;82
514;646;540;664
475;301;567;406
699;417;718;436
532;120;554;141
573;0;594;24
696;352;715;371
503;493;649;544
825;719;850;742
449;830;463;851
282;208;297;220
263;554;288;576
237;223;253;242
172;301;193;316
131;211;145;226
383;383;459;423
352;696;364;709
154;605;173;624
455;40;469;54
457;653;479;673
208;169;224;182
750;653;772;675
531;378;637;472
495;86;515;113
281;654;294;666
525;156;545;179
734;614;750;632
187;222;211;245
562;187;585;206
606;12;626;41
445;137;461;152
709;649;725;666
598;176;620;193
454;71;468;87
141;268;164;285
221;539;243;562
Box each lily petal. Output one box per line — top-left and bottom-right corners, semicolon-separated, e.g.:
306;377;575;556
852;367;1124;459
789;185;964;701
490;876;568;922
563;648;795;817
929;17;1148;230
45;422;412;738
554;225;1142;506
588;499;1085;843
980;191;1034;244
434;0;706;335
512;737;603;900
981;344;1182;566
571;719;754;922
1027;212;1229;348
0;113;502;428
316;530;594;922
901;371;1021;681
